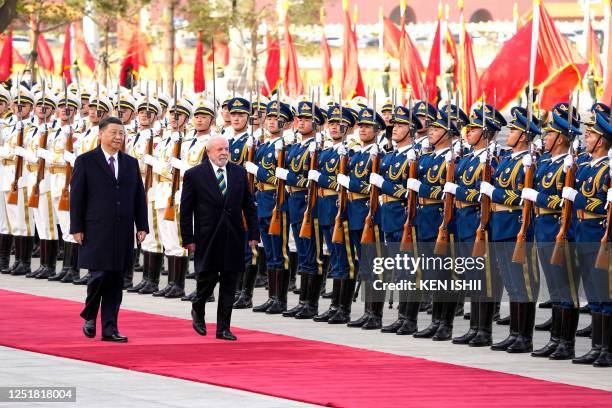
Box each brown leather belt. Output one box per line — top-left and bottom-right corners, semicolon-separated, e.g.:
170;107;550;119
257;182;276;192
49;166;65;174
288;187;306;193
418;198;443;205
535;208;561;216
456;200;478;209
382;195;401;204
348;192;368;201
157;174;172;183
26;164;38;172
2;159;16;165
491;203;521;212
577;210;606;221
318;188;338;197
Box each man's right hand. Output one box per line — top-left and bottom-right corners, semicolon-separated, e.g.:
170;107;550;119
184;243;196;252
73;233;84;245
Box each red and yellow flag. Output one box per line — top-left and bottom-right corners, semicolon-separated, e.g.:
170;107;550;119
398;0;424;99
320;7;333;94
263;28;281;97
73;22;95;75
341;0;365;98
283;3;303;98
193;31;205;93
60;24;72;84
37;33;55;73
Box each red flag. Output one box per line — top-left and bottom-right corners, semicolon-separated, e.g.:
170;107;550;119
587;19;603;81
120;31;141;87
37;33;55;72
60;24;72;84
320;9;333;94
206;39;229;67
193;32;205;93
382;17;401;59
73;22;95;73
445;28;459;83
283;14;303;98
478;1;587;111
459;25;479;112
263;30;281;97
424;20;441;104
0;31;15;81
341;3;365;98
399;16;424;99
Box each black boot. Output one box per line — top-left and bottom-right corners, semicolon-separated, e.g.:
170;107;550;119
3;235;21;274
397;301;420;335
593;313;612;367
362;296;383;330
296;273;325;319
314;278;341;322
253;268;277;312
128;251;150;292
329;278;356;324
60;243;80;283
181;290;196;301
507;302;535;353
550;307;579;360
165;256;187;298
49;241;70;281
573;312;602;364
283;273;309;317
289;252;298;293
11;236;33;276
0;234;13;271
539;300;553;309
532;304;562;357
382;302;407;333
72;252;90;284
535;316;552;331
139;252;162;294
433;300;457;341
234;268;245;301
413;301;442;338
153;256;175;297
347;282;370;328
491;302;520;351
27;239;46;278
266;268;289;314
454;301;479;344
470;301;495;347
133;246;143;272
36;240;58;279
576;323;593;337
254;248;267;288
234;265;258;309
123;249;137;289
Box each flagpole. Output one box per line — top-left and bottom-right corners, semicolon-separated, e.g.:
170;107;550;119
527;0;541;117
603;0;611;92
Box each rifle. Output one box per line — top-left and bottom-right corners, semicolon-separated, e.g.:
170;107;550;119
332;93;348;244
245;86;257;189
400;93;417;252
299;91;320;239
434;100;456;255
550;92;577;265
163;82;182;221
472;92;492;257
7;75;25;205
28;83;49;209
95;82;102;146
58;78;74;211
361;92;381;244
512;91;540;263
595;112;612;269
268;86;286;236
117;80;127;152
143;83;154;195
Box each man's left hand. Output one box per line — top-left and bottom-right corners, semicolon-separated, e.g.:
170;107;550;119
137;231;147;243
248;240;258;249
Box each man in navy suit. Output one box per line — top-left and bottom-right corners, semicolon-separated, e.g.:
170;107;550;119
70;116;148;342
180;135;259;340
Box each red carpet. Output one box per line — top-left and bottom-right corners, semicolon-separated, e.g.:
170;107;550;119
1;289;611;408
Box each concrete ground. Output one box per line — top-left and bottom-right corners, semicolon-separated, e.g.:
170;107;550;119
1;257;610;407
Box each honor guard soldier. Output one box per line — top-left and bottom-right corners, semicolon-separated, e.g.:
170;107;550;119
245;100;293;314
220;96;233;137
521;102;582;358
336;105;386;330
379;97;394;152
153;91;171;136
73;85;90;132
280;99;326;319
481;106;541;354
413;100;437;154
0;86;35;276
373;104;423;335
149;97;193;299
312;103;358;324
227;97;250;164
563;108;612;367
114;90;138;148
0;85;13;271
128;96;166;294
48;91;82;283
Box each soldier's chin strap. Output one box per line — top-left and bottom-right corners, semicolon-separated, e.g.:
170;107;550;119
587;134;602;155
430;128;449;147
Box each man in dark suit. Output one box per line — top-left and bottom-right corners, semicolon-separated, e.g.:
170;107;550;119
180;134;259;340
70;116;148;342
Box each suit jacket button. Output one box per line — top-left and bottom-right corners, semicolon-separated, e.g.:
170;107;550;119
117;201;120;205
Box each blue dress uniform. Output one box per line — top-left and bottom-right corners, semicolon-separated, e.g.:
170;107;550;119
282;101;327;319
570;110;612;367
529;102;583;359
250;101;293;314
484;107;543;355
378;105;424;335
413;101;437;155
344;107;386;330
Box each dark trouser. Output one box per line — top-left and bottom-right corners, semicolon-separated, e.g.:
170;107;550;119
80;270;124;337
192;269;239;334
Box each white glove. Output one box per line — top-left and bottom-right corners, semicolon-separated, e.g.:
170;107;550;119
15;121;23;131
444;150;453;163
534;138;543;151
407;149;417;163
245;161;259;175
421;138;430;150
274;139;284;152
407;178;421;192
562;187;578;202
480;181;495;198
140;129;153;140
488;142;498;156
607;189;612;203
0;145;10;159
60;124;72;135
336;173;350;189
315;132;322;145
572;138;580;151
444;182;458;195
143;154;157;166
522;154;532;168
170;132;180;142
246;136;254;149
337;144;347;156
13;146;27;158
453;141;462;154
563;155;574;172
370;144;379;157
369;173;384;188
521;188;539;202
275;167;288;181
36;148;54;161
308;170;321;183
170;157;189;171
309;141;317;153
479;152;488;164
63;151;76;166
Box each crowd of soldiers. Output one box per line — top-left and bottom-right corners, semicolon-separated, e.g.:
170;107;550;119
0;77;610;368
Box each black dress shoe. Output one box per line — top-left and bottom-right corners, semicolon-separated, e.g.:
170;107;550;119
535;317;552;331
432;324;453;341
381;318;405;333
101;333;128;342
216;330;237;340
496;315;510;325
82;319;96;338
191;310;206;336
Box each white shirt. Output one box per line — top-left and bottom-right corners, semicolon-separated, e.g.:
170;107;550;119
210;161;228;190
101;148;119;179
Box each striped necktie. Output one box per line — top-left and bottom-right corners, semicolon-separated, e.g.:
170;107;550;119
216;168;226;196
